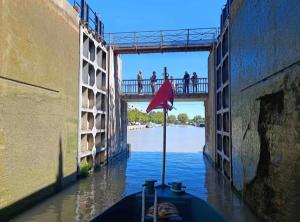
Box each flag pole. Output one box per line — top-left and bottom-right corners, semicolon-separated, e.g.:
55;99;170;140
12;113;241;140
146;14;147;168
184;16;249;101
162;67;167;187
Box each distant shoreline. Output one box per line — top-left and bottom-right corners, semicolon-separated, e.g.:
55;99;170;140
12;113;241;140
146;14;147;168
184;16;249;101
127;124;204;131
127;125;146;130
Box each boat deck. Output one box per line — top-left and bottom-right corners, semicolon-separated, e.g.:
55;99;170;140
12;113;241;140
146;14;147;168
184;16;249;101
92;185;227;222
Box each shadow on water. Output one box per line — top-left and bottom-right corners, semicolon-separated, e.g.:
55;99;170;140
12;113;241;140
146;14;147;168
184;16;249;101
12;154;128;222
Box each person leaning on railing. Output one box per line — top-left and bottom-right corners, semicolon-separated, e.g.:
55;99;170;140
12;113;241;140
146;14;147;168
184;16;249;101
191;72;198;93
170;76;175;90
137;70;143;94
183;71;190;94
150;71;157;94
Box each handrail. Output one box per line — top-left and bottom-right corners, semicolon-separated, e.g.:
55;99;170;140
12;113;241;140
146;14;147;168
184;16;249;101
106;27;219;35
106;28;218;49
122;78;208;95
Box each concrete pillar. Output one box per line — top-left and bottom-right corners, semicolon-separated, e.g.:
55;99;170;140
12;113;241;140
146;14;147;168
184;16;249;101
204;48;216;163
107;48;127;159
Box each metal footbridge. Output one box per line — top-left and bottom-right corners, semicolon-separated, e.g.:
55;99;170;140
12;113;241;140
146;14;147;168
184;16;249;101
122;78;208;102
106;28;219;54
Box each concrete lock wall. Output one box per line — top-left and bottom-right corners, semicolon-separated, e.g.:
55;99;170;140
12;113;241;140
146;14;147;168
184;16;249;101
230;0;300;221
204;48;216;162
0;0;127;218
107;48;128;159
0;0;80;217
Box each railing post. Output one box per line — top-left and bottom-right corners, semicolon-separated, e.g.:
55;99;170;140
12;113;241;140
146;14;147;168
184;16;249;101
134;32;137;49
80;0;86;22
86;3;89;27
101;22;104;39
108;33;111;45
187;29;190;46
95;15;99;36
160;30;163;49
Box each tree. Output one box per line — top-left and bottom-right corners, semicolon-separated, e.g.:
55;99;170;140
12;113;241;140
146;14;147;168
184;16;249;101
193;115;205;125
177;113;189;124
167;115;177;124
149;111;164;124
128;110;138;122
127;110;150;123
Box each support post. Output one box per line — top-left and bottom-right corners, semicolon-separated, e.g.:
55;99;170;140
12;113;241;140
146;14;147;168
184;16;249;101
162;108;167;187
162;66;168;187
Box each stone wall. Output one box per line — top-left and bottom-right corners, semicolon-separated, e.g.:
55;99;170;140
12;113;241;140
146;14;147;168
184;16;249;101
230;0;300;220
0;0;80;218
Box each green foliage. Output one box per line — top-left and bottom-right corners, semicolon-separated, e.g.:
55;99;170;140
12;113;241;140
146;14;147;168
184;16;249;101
149;111;164;124
177;113;189;124
79;160;89;178
192;115;205;125
167;115;177;124
128;110;164;124
128;110;150;123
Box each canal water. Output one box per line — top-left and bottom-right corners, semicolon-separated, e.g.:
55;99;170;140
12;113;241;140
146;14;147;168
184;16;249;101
13;126;259;222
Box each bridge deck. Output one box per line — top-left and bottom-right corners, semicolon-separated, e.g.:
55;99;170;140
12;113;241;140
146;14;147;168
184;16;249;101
122;93;208;102
106;28;218;54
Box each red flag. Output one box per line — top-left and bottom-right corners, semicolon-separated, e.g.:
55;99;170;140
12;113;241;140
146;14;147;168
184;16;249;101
146;80;174;113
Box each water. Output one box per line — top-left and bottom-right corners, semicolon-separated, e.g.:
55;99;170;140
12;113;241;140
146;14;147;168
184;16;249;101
13;126;259;222
128;125;205;153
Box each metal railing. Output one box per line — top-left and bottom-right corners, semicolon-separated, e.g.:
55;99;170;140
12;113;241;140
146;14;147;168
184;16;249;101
122;78;208;95
74;0;105;41
106;28;219;49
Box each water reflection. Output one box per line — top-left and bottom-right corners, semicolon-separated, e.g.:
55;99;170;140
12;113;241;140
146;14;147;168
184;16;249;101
14;127;258;222
74;155;128;221
13;155;128;222
204;157;259;222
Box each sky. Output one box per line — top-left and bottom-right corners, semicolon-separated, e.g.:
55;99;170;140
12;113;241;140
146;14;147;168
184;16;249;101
70;0;226;117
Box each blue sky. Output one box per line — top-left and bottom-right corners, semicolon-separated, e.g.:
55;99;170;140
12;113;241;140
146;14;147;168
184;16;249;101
70;0;226;117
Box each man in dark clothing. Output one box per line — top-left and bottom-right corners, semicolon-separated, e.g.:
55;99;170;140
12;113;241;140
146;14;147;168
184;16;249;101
183;71;190;94
137;70;143;94
191;72;198;93
150;71;157;94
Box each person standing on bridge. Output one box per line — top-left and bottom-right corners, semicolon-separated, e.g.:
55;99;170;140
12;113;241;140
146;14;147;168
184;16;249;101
170;75;175;90
183;71;190;94
150;71;157;94
137;70;143;94
191;72;198;93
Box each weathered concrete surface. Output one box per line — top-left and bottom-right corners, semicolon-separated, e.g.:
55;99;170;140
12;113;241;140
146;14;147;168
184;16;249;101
230;0;300;221
107;49;128;158
204;49;216;162
0;0;79;218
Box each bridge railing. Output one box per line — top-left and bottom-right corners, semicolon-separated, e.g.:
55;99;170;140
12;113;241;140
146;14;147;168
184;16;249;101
122;78;208;95
106;28;218;49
